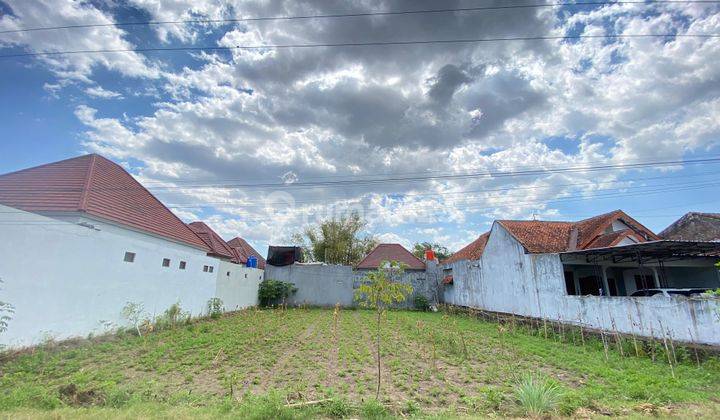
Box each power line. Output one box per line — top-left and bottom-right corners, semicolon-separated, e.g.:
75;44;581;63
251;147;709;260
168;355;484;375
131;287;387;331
1;33;718;59
2;1;717;35
1;176;718;223
1;156;718;194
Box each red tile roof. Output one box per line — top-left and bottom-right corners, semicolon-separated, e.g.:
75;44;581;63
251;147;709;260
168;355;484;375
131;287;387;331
498;210;659;254
442;232;490;264
228;237;266;269
356;243;426;270
584;230;644;249
187;222;236;260
498;220;575;253
0;154;209;250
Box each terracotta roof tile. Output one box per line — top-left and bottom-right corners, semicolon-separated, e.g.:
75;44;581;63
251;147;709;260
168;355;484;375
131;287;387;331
442;232;490;264
356;243;426;270
584;230;643;249
498;220;575;253
228;237;266;269
187;222;236;260
496;210;659;254
0;154;209;250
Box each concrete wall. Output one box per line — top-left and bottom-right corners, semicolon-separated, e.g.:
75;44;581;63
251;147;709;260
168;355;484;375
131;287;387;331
443;222;720;346
216;261;264;310
266;264;355;306
0;205;259;347
265;261;440;307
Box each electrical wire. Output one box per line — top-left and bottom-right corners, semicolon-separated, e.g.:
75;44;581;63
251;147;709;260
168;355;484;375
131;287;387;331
2;1;717;34
1;33;718;59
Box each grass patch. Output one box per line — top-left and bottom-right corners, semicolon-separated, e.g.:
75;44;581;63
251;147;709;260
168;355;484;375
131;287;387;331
1;308;719;418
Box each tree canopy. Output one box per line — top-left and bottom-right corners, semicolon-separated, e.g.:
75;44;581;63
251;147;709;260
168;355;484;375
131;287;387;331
291;212;377;265
412;242;453;261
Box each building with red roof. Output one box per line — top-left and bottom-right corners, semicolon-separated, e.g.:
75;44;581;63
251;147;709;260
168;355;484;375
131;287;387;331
228;237;266;269
0;154;209;250
188;222;236;261
0;154;265;347
356;243;426;270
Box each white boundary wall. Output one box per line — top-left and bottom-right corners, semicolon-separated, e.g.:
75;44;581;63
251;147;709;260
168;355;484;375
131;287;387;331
443;222;720;346
216;261;263;310
0;205;260;347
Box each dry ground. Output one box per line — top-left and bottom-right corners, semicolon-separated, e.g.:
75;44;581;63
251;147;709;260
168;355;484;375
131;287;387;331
1;308;720;418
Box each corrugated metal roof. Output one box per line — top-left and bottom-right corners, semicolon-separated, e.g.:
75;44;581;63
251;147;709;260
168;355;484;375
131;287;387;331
0;154;210;250
356;243;426;270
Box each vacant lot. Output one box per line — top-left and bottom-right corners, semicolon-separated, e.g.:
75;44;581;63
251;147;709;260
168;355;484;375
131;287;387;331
1;308;720;418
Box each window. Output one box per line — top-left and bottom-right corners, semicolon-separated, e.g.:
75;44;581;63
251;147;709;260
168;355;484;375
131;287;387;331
208;266;214;273
123;252;136;263
179;261;187;270
564;271;577;295
227;271;231;276
203;265;209;272
162;258;171;267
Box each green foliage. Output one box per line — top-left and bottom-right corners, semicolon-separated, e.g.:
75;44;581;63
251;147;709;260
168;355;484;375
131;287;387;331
206;298;224;319
413;295;430;311
703;288;720;297
258;279;298;307
156;302;190;330
235;391;296;420
2;309;720;418
291;212;377;265
120;301;146;336
0;278;14;335
359;399;390;418
514;374;563;417
412;242;453;261
354;260;413;310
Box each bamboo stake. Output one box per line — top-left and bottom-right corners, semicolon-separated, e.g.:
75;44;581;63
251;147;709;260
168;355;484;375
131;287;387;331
688;328;701;368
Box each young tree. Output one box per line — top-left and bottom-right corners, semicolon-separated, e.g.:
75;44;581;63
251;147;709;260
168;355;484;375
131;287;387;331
0;278;14;336
412;242;453;261
354;260;413;399
293;212;377;265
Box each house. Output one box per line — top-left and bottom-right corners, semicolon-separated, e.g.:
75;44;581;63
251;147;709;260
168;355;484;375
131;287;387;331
0;154;260;346
228;237;266;269
442;209;720;345
356;243;426;270
659;212;720;242
187;221;265;306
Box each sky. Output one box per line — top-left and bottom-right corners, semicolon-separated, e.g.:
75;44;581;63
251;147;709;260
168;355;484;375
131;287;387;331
1;0;720;254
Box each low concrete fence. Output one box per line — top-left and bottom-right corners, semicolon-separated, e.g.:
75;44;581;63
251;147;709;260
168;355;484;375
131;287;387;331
443;256;720;346
265;263;440;308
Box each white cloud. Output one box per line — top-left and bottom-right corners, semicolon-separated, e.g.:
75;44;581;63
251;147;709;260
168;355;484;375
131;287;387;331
49;1;720;250
84;85;123;99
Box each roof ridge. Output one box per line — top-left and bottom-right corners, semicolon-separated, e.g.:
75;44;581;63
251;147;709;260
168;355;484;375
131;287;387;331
98;157;210;249
0;154;94;178
574;209;622;224
78;154;97;212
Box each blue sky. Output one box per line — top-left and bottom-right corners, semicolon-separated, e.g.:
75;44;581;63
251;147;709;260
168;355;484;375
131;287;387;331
1;1;720;253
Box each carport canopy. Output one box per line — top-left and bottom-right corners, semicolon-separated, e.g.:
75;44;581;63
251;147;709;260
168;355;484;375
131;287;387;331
560;240;720;264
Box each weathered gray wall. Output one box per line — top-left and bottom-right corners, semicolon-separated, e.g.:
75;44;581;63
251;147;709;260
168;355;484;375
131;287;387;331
265;262;441;308
443;222;720;346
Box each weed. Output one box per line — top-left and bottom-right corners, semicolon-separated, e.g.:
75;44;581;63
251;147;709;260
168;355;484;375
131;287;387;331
514;374;563;417
359;399;390;419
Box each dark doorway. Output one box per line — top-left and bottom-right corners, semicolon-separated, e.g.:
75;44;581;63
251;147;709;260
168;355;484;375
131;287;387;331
578;275;601;296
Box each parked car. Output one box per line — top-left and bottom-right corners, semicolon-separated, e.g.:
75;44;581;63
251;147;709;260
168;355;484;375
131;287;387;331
630;288;710;297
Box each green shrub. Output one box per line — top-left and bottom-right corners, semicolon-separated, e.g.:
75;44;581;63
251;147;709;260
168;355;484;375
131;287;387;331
514;374;563;417
206;298;224;319
323;397;353;418
258;280;298;307
156;302;190;330
359;399;390;419
413;295;430;311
